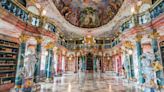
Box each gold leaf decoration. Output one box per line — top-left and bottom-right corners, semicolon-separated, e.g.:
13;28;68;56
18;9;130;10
19;34;30;43
135;34;142;42
123;41;134;49
149;30;160;39
36;36;43;44
151;61;163;72
45;42;54;49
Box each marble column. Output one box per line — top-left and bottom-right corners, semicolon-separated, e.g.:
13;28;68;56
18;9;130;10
123;41;135;80
93;56;97;72
34;37;42;83
124;54;131;79
15;34;29;89
150;30;163;85
150;31;160;61
45;42;54;81
135;35;144;84
129;54;134;78
81;55;85;72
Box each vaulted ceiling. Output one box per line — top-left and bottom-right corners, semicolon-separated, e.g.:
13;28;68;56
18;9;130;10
28;0;140;38
53;0;124;28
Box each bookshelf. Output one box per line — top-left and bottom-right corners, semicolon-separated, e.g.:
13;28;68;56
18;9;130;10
0;38;19;89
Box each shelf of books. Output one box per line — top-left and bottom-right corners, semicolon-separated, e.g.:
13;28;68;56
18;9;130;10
0;36;19;91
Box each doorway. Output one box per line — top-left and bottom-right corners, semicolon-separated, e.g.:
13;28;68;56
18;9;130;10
86;53;93;71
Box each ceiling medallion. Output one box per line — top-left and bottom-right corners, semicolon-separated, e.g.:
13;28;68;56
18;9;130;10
53;0;124;28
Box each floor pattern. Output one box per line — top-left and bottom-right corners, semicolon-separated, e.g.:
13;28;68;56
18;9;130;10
39;72;142;92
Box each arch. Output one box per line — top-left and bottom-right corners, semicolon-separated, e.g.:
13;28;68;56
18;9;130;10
139;3;151;13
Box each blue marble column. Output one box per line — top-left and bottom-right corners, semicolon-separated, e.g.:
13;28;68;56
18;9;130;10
45;42;54;81
34;37;42;83
125;54;131;79
46;49;53;79
135;35;144;84
81;56;85;72
129;54;134;78
93;56;97;72
150;31;163;85
15;34;28;89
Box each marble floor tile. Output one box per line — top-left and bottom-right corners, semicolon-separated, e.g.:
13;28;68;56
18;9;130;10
38;72;142;92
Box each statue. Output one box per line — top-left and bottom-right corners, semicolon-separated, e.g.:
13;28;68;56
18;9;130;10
20;48;37;79
17;47;38;92
141;52;162;92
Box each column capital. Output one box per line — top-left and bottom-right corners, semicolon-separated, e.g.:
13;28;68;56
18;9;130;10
19;34;30;43
36;36;43;44
149;30;160;39
123;41;134;49
135;34;143;42
45;42;55;49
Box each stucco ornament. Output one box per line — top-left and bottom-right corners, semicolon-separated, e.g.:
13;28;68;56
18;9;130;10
141;52;159;92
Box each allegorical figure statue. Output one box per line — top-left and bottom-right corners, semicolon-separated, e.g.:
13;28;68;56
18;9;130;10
19;48;37;79
141;52;163;92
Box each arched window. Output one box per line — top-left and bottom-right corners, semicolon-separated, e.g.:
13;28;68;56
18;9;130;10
18;0;27;7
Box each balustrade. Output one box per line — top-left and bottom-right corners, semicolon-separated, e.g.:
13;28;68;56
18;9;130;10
0;0;163;49
120;0;164;32
0;0;57;32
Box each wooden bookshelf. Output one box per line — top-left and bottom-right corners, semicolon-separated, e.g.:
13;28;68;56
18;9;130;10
0;38;19;90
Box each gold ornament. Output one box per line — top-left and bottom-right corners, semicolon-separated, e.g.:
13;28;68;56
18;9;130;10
149;30;160;39
151;61;163;72
123;41;134;49
19;34;29;43
135;34;142;42
45;42;54;49
36;37;43;44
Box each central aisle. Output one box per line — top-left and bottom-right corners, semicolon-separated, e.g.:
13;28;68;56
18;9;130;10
39;72;142;92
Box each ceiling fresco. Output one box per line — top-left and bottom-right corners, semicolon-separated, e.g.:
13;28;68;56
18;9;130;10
53;0;124;28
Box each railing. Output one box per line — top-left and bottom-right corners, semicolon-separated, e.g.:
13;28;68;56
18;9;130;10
0;0;163;49
64;38;121;50
120;0;164;32
0;0;57;33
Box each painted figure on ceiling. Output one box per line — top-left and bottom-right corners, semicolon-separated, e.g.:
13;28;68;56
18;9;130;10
53;0;124;28
80;7;100;28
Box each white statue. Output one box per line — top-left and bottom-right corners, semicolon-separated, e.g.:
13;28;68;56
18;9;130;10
20;48;37;79
141;52;158;92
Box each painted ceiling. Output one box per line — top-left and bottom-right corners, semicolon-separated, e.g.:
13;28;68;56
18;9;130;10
17;0;139;38
53;0;124;28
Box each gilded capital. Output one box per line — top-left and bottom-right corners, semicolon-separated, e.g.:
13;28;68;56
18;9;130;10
19;34;30;43
123;41;134;49
149;30;160;39
45;42;54;49
36;36;43;44
135;35;143;42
